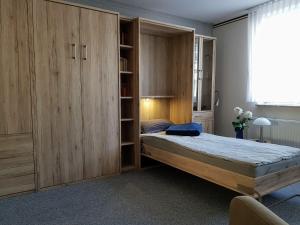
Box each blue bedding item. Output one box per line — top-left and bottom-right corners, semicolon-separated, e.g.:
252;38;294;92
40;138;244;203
166;123;203;136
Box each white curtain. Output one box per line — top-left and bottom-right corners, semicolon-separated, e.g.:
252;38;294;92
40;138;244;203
248;0;300;105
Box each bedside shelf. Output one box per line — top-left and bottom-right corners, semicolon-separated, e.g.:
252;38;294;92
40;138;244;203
121;118;134;122
120;96;133;99
120;44;133;49
141;96;175;99
121;142;135;146
120;71;133;74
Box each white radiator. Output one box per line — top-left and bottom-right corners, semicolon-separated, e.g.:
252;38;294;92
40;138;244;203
262;118;300;148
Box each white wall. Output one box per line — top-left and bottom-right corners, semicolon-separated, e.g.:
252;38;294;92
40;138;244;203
213;18;300;138
68;0;212;35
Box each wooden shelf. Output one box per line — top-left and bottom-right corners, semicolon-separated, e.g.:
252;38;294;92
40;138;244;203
120;71;133;74
141;96;175;99
120;44;133;49
119;18;139;171
121;96;133;99
121;142;134;146
121;118;134;122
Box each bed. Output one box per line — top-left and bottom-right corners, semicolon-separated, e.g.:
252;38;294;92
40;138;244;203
141;132;300;199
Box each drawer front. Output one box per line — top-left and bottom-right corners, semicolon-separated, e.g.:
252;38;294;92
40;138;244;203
193;116;214;134
204;120;214;133
0;134;35;196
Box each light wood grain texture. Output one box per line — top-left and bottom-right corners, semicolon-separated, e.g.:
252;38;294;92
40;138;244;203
193;111;214;133
140;18;194;37
140;34;172;96
132;18;141;169
141;96;174;99
142;144;300;198
33;1;83;188
0;134;35;196
0;0;32;134
27;0;37;190
139;23;194;124
169;32;194;124
81;8;120;178
142;144;255;195
140;99;170;121
48;0;119;16
255;165;300;196
119;18;140;170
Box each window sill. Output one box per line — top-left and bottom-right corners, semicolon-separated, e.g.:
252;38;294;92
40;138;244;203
256;103;300;107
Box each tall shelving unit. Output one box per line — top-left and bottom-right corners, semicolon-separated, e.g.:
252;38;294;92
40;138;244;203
119;18;140;172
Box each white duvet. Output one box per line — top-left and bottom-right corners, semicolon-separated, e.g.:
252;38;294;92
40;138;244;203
141;132;300;166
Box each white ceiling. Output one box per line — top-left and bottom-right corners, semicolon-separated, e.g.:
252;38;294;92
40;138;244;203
111;0;269;24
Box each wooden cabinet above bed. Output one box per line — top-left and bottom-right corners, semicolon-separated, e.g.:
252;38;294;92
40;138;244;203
139;19;195;124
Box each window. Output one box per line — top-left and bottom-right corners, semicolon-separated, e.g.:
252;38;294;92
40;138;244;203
248;0;300;106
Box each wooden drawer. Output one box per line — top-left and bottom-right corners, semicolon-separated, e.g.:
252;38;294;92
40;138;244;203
193;112;214;133
0;134;35;196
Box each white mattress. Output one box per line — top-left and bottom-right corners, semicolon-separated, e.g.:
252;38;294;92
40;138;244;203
141;132;300;167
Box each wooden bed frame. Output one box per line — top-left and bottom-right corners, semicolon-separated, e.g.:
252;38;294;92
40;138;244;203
142;144;300;200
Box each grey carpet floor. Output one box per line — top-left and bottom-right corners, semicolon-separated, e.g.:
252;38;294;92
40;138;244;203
0;166;299;225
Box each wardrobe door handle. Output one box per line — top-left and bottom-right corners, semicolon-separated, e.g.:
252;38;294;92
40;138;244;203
82;44;88;60
72;43;76;59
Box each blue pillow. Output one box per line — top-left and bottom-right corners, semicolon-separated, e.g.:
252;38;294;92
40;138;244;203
166;123;202;136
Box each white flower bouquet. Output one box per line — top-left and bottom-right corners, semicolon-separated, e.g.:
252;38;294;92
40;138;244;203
232;107;253;138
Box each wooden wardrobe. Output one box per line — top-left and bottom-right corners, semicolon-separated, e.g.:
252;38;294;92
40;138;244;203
0;0;207;198
33;0;120;189
0;0;120;197
0;0;35;196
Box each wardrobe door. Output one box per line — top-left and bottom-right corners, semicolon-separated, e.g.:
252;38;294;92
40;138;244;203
34;1;83;188
0;0;32;135
80;9;120;178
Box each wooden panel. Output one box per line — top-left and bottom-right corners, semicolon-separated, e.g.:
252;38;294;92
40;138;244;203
142;144;255;196
80;9;119;178
133;18;141;169
193;117;213;133
140;19;194;36
33;1;83;188
48;0;119;16
170;32;194;123
140;34;172;96
140;99;170;121
120;18;140;171
0;134;35;196
0;0;32;134
143;143;300;198
193;111;214;133
255;165;300;196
